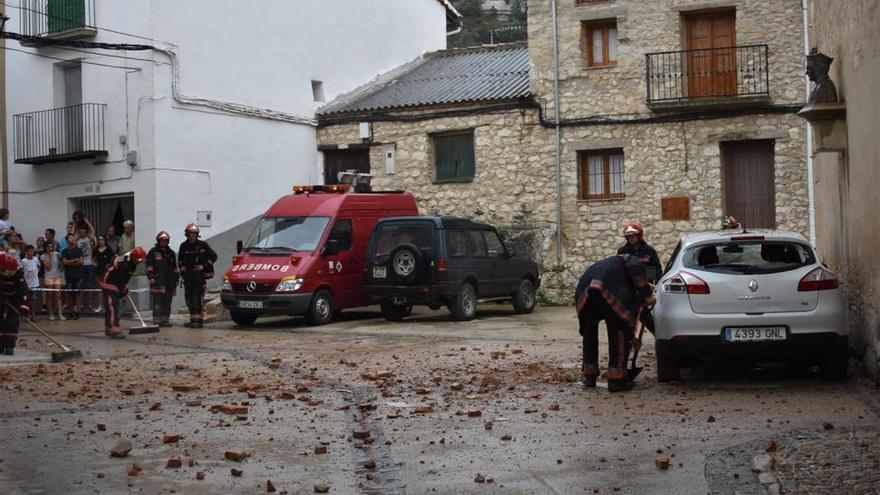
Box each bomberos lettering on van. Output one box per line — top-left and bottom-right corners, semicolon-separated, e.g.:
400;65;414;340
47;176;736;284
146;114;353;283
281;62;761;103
231;264;291;273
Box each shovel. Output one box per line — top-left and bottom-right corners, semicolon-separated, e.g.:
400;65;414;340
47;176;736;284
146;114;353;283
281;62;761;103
126;294;160;335
627;306;649;381
7;303;83;363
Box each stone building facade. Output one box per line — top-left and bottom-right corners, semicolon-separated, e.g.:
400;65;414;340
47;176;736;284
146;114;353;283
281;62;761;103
317;0;810;302
803;0;880;375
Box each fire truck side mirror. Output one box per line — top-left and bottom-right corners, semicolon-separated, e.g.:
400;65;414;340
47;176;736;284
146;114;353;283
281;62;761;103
236;240;243;255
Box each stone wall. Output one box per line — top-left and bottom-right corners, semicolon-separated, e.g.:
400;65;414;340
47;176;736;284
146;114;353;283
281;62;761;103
317;109;809;302
807;0;880;376
528;0;806;116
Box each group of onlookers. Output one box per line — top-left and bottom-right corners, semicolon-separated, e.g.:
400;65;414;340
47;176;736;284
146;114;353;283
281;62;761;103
0;207;136;320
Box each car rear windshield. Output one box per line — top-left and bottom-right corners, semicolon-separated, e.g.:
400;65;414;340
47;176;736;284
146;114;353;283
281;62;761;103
246;216;330;252
373;222;434;257
682;240;816;275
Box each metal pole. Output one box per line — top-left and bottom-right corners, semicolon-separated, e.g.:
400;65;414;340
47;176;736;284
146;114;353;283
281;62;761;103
551;0;562;263
801;0;816;246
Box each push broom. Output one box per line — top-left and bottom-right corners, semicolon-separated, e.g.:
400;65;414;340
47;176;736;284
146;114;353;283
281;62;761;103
7;303;83;363
126;293;160;334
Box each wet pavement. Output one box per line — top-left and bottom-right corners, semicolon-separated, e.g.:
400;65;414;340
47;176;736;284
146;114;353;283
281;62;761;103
1;306;879;494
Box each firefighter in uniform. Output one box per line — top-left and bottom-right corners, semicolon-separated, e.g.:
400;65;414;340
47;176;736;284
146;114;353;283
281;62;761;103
100;247;147;338
0;252;30;356
617;222;662;282
575;254;654;392
617;221;662;334
178;224;217;328
147;231;179;328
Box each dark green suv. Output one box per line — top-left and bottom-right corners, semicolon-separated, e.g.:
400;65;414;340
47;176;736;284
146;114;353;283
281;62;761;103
364;217;540;321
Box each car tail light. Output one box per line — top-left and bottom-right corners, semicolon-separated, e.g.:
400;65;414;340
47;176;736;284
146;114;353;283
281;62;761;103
436;258;447;273
798;267;839;291
662;271;710;295
730;235;765;241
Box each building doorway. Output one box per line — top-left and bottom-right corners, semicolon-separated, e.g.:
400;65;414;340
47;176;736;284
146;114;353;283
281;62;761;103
684;9;736;98
323;148;370;184
72;194;134;238
721;140;775;229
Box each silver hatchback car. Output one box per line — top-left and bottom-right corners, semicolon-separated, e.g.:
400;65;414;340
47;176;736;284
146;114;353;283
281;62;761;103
654;230;847;382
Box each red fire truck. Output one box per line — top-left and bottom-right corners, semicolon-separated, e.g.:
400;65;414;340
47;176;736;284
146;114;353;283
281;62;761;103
221;184;418;325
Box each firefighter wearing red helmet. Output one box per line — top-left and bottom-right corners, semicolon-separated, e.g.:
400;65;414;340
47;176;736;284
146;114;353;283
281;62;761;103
146;231;179;327
99;246;146;338
617;222;662;283
178;223;217;328
617;221;661;335
0;251;30;355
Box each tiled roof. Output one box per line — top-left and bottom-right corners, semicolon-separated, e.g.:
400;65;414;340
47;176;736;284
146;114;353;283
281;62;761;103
318;44;529;115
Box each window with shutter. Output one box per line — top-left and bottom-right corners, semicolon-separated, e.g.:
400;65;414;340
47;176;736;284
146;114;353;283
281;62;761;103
48;0;86;34
433;130;475;182
582;21;618;68
578;149;626;200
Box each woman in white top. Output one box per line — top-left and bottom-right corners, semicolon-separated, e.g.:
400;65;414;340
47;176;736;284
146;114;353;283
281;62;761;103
40;242;64;320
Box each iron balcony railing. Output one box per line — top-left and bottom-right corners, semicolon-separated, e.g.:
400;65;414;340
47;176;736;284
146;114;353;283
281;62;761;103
13;103;108;164
646;44;770;104
19;0;96;37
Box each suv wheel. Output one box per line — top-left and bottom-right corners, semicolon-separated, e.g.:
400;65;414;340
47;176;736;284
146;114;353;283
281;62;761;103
449;282;477;321
306;289;333;326
656;350;680;383
380;300;409;322
389;244;425;284
230;311;258;326
512;278;536;314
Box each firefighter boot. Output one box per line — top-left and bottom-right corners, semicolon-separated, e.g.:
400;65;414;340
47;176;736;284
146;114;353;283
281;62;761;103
582;376;597;388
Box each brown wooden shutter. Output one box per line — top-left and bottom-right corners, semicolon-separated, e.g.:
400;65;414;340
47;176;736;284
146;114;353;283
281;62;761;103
685;10;736;97
721;140;776;229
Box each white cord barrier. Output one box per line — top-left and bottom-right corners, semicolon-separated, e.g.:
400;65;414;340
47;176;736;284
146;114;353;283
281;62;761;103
29;288;153;293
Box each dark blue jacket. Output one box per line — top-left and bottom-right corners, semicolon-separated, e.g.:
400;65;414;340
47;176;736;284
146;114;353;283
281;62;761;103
575;255;652;330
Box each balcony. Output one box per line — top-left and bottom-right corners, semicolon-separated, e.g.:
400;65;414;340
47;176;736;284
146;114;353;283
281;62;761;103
645;44;770;112
19;0;96;39
13;103;108;165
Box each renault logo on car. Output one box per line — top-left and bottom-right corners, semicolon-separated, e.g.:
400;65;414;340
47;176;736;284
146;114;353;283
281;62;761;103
247;281;257;293
748;279;759;292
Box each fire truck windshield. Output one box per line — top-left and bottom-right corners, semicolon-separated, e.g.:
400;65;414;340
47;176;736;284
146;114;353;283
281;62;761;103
245;216;331;253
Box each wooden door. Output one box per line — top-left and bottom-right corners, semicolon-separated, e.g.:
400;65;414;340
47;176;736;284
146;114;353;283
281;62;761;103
323;149;370;185
685;10;736;98
721;140;776;229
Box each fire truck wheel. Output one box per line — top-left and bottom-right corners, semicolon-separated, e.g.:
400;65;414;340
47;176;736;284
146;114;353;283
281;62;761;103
306;289;334;326
230;312;258;326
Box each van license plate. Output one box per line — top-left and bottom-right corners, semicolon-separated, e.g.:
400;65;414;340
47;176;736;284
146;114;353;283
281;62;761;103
725;327;786;342
373;266;387;279
239;300;263;309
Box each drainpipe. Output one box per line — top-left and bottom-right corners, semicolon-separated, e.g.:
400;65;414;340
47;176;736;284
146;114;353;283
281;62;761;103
551;0;562;263
802;0;816;246
0;27;6;209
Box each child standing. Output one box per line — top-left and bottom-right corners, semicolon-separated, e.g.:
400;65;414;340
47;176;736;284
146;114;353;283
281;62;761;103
21;245;40;321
